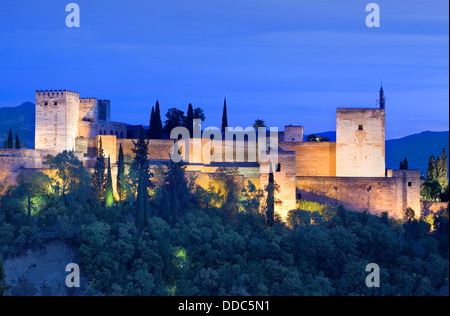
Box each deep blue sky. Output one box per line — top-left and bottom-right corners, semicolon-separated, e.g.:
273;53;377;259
0;0;448;139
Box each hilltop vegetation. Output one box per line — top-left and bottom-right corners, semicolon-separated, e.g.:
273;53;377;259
0;143;448;296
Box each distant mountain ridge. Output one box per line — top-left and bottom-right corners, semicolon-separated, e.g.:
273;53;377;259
0;103;448;176
0;102;35;148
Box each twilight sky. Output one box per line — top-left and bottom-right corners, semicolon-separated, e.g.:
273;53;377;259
0;0;448;139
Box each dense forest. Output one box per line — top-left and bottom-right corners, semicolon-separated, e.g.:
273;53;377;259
0;131;448;296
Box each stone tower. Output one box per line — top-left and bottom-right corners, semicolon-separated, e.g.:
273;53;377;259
35;90;80;152
335;91;386;177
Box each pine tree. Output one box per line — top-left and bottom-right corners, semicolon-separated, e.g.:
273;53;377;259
149;106;156;139
155;100;163;139
427;155;437;181
7;129;13;149
117;144;125;201
437;148;448;189
265;171;275;227
221;98;228;133
186;103;194;137
15;134;21;149
105;156;114;207
92;137;106;200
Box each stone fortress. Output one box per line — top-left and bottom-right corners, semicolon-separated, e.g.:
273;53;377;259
0;87;421;220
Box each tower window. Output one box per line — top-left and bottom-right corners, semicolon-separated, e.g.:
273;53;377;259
408;182;412;187
276;163;281;172
358;125;364;131
44;102;48;106
53;102;58;106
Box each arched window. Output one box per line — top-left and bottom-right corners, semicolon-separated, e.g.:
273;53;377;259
120;131;124;139
110;130;113;135
104;130;107;135
99;130;102;135
115;131;118;137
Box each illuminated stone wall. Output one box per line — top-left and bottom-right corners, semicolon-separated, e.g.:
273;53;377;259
35;90;80;152
279;141;336;177
336;108;385;177
296;170;421;219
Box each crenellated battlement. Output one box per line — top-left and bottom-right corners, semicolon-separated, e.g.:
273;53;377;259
36;90;79;98
80;97;98;103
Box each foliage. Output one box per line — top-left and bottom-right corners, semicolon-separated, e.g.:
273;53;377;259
0;152;449;297
163;108;186;133
306;134;330;142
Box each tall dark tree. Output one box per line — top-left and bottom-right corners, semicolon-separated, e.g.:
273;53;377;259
154;100;163;139
7;129;13;149
265;171;275;227
400;157;408;170
0;255;9;296
437;148;448;189
427;155;437;181
163;108;186;133
165;144;190;226
105;156;114;207
193;107;206;122
131;128;153;228
148;106;156;139
15;134;21;149
221;98;228;133
92;138;106;200
186;103;194;137
117;144;125;201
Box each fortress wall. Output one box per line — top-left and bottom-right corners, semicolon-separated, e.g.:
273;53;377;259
279;141;336;177
79;98;98;122
0;149;59;184
260;152;297;219
117;139;175;161
296;172;420;219
336;109;385;177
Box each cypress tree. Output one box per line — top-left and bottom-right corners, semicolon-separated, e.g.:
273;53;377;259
266;171;275;227
437;148;448;189
427;155;437;181
403;157;408;170
117;144;125;201
92;137;106;200
186;103;194;137
155;100;163;139
105;156;114;207
15;134;21;149
7;129;13;149
149;106;155;139
221;98;228;133
132;128;153;228
400;161;404;170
